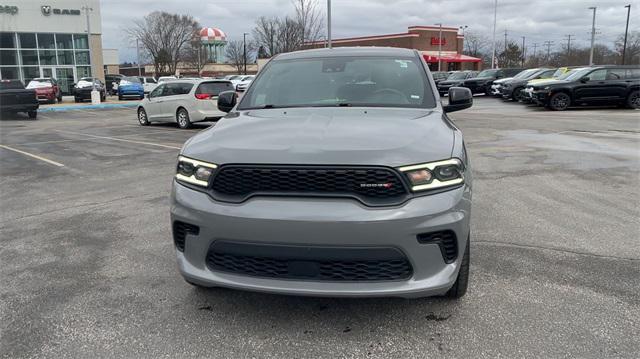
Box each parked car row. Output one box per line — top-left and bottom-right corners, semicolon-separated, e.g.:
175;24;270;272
491;65;640;110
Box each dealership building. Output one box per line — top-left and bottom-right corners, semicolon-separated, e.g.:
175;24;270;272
306;25;482;71
0;0;106;94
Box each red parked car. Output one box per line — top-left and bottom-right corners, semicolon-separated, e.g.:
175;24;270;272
26;78;62;104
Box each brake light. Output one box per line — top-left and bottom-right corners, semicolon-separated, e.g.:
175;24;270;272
195;93;211;100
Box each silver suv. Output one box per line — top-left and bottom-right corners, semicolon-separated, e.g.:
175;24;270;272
170;47;473;298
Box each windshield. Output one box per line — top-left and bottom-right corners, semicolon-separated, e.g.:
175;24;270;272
514;69;538;79
447;72;469;80
239;56;434;110
563;68;591;81
552;68;567;78
477;69;498;77
196;81;234;96
120;77;141;85
27;79;53;88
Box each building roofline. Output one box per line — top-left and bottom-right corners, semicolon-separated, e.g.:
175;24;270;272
408;25;460;31
305;32;419;45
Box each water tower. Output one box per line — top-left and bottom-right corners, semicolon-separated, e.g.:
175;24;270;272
199;27;227;63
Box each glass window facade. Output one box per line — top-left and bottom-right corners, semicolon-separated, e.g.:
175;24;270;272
0;32;93;93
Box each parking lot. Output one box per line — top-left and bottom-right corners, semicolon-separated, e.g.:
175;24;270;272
1;98;638;357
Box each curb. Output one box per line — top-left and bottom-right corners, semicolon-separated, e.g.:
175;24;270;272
39;102;139;112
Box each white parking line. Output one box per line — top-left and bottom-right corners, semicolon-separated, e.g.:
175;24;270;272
0;144;65;167
55;130;182;149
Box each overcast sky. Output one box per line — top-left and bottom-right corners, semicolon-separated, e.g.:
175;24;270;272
100;0;639;62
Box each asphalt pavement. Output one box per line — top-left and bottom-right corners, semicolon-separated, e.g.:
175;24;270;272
0;98;638;358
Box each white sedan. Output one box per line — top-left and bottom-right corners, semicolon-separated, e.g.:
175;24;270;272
235;75;255;92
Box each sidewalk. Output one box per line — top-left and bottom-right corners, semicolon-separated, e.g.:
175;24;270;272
38;96;140;112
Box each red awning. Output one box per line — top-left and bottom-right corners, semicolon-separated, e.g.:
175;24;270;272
422;53;482;63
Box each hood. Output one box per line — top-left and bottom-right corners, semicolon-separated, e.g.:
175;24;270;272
529;79;569;89
182;107;454;167
527;78;555;85
464;76;495;84
76;80;94;88
493;77;514;84
438;79;464;86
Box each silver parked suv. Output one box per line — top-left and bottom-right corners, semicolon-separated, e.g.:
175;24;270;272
170;47;474;298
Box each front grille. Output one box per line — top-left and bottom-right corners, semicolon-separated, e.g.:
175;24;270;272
210;165;408;206
417;230;458;263
172;221;199;251
206;241;413;281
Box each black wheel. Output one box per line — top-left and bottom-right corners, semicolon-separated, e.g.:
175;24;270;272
137;108;150;126
118;95;123;101
176;108;192;129
549;92;570;111
57;94;62;102
445;236;469;299
74;97;80;103
512;87;524;101
101;94;106;102
484;86;492;96
27;110;37;119
627;90;640;109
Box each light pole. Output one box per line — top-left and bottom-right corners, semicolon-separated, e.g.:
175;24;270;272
136;38;141;77
491;0;498;68
588;6;597;66
243;32;248;75
82;5;99;103
622;4;631;65
521;36;526;66
435;23;442;72
459;25;468;55
327;0;332;48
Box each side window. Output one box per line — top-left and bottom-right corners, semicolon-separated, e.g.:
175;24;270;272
150;84;164;97
588;69;607;81
138;77;145;83
625;69;640;79
606;69;625;80
178;83;194;95
146;77;157;84
163;83;177;96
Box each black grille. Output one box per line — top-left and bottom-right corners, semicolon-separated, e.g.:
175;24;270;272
172;221;199;251
210;165;408;206
417;230;458;263
205;241;413;281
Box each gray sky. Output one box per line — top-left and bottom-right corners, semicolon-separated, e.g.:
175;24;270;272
101;0;639;62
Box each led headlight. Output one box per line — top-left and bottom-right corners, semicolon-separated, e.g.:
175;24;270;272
175;155;217;187
398;158;464;192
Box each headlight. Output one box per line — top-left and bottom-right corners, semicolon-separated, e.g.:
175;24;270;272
398;158;464;192
175;155;217;187
543;86;550;90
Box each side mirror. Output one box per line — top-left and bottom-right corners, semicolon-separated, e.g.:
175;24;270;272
580;77;590;83
443;87;473;113
217;91;238;112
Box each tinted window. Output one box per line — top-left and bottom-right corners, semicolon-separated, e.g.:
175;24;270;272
196;81;234;96
150;85;164;97
0;80;24;89
606;69;625;80
0;49;17;65
166;82;193;95
74;34;89;49
37;34;55;49
539;70;555;78
0;32;15;48
477;69;498;77
240;56;433;109
626;69;640;79
20;50;38;65
146;77;157;84
17;33;36;48
56;34;73;49
588;69;607;81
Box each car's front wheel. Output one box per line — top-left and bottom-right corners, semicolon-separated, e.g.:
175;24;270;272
512;87;524;101
138;108;149;126
627;90;640;109
445;236;469;299
549;92;570;111
27;111;37;119
176;108;192;129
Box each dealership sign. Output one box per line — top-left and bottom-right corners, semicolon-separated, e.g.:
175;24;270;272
430;37;447;46
0;5;18;14
41;5;81;16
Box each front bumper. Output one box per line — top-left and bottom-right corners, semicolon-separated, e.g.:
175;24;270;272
170;181;472;298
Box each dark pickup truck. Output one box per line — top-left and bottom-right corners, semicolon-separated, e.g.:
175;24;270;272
0;80;39;119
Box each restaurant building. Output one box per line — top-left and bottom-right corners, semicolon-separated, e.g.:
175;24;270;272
305;25;482;71
0;0;104;94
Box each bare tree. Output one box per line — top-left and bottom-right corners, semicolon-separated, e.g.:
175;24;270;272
252;16;280;57
615;31;640;65
293;0;324;44
182;36;208;75
225;40;245;73
463;31;489;58
127;11;200;76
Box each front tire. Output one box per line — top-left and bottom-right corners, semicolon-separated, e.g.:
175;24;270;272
74;97;81;103
549;92;570;111
176;108;192;129
137;108;149;126
445;237;469;299
27;110;37;119
512;87;524;101
627;90;640;109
